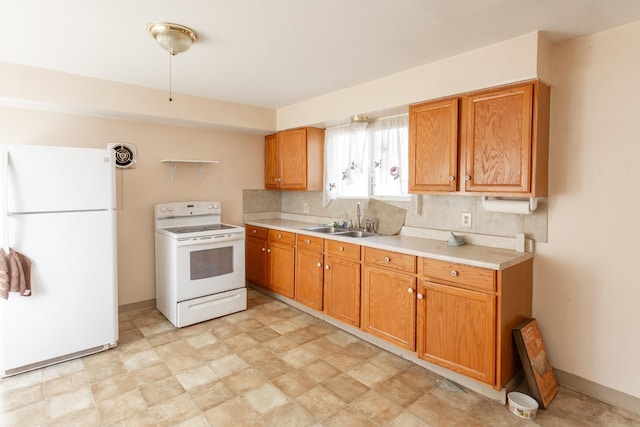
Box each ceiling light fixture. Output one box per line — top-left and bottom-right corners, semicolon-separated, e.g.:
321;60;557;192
148;22;197;102
350;114;369;131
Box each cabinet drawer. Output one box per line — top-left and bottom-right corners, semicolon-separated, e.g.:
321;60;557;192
364;247;416;274
246;225;268;240
268;229;296;245
419;258;495;292
325;240;360;261
296;234;323;252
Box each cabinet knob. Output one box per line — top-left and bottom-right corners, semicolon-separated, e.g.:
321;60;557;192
277;177;282;182
277;233;282;238
384;256;390;263
407;288;414;294
267;249;271;253
464;175;471;181
338;246;344;252
448;176;455;181
417;293;424;300
317;262;322;268
252;229;257;234
304;239;311;244
450;270;458;277
261;247;266;252
325;265;330;270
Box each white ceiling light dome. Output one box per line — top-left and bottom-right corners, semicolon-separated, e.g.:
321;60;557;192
148;22;197;55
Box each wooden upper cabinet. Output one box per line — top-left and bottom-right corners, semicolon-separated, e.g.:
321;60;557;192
409;97;459;192
264;127;324;191
264;133;279;190
408;80;550;197
461;81;550;196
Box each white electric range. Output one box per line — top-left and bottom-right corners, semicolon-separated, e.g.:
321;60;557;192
154;201;246;327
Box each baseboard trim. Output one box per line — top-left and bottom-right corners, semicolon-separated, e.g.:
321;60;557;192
554;369;640;418
119;299;156;314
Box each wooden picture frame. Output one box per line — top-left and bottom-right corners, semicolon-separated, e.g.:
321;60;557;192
512;318;558;408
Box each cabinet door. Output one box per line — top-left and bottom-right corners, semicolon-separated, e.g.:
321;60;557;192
264;133;279;189
268;242;295;298
417;281;496;385
295;248;324;310
245;237;267;286
461;83;533;193
409;97;459;192
278;128;307;190
323;255;361;327
363;266;416;351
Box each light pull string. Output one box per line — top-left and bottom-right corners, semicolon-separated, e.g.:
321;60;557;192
168;35;173;102
169;51;173;102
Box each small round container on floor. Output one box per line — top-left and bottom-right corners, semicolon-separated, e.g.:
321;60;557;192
508;392;539;419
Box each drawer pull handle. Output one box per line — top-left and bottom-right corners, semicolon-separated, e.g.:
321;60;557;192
317;262;322;268
407;288;414;294
450;270;458;277
325;265;330;270
304;239;311;244
384;256;390;263
277;233;282;238
417;293;424;300
339;246;344;252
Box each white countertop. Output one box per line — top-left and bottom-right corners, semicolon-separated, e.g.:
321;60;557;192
245;218;533;270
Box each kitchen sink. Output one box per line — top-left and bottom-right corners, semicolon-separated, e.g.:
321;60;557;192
302;227;378;238
335;230;377;238
302;226;345;234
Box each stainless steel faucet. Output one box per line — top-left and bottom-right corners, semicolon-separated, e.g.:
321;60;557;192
356;202;361;229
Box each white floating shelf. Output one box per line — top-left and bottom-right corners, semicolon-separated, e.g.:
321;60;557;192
160;159;219;182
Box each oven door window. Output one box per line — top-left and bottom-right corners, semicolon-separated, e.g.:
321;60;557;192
190;246;234;280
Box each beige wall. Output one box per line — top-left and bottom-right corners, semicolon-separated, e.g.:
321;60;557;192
535;21;640;399
277;32;542;130
0;108;264;306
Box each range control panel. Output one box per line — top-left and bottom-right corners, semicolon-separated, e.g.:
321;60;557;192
155;201;221;219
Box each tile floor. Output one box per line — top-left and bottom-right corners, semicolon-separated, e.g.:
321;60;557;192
1;287;639;426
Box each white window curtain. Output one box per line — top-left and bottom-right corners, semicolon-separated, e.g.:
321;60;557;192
369;115;409;198
323;114;408;206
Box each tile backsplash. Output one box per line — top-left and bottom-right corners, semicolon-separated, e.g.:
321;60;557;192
243;189;547;244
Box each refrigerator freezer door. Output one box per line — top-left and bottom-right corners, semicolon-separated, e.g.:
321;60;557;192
3;145;115;213
0;210;118;375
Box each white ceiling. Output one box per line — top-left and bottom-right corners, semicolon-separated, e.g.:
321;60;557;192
2;0;640;109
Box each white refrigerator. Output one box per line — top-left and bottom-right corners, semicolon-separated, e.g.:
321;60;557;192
0;144;118;377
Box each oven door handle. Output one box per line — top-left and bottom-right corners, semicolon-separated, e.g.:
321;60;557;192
176;234;244;246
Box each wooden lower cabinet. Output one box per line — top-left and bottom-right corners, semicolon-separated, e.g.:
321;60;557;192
323;244;361;327
362;266;416;351
267;230;296;298
417;257;533;389
245;226;268;286
416;280;496;384
295;235;324;310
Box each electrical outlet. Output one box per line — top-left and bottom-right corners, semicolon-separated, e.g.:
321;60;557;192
303;202;310;213
461;212;472;228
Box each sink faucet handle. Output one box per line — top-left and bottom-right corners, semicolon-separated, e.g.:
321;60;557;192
365;218;376;233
